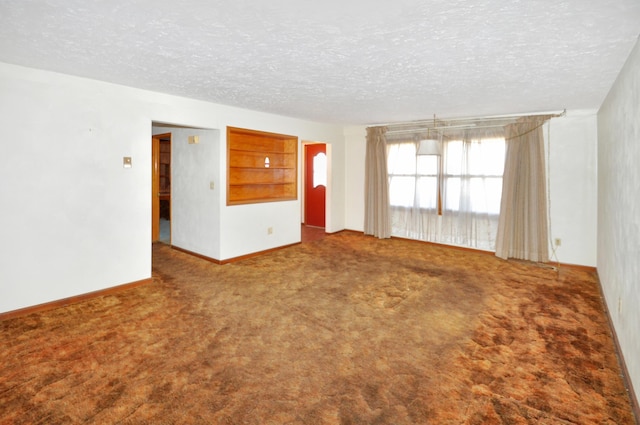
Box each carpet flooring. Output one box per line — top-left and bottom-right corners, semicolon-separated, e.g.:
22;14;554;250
0;232;635;424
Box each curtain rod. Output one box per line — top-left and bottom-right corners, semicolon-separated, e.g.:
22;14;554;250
368;109;566;129
386;123;507;135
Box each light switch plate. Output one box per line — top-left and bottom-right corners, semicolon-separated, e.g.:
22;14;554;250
123;157;132;168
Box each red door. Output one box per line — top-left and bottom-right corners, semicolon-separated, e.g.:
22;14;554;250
304;144;326;228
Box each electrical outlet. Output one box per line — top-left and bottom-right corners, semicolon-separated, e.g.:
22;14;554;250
554;238;561;247
618;297;622;314
267;227;273;235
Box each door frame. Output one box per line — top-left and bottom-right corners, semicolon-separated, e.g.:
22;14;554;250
152;132;171;242
302;141;327;228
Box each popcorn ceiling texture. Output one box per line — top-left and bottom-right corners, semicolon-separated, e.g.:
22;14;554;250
0;0;639;124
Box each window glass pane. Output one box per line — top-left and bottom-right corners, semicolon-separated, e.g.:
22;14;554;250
444;141;463;175
312;152;327;188
389;176;415;207
444;177;460;210
416;176;438;209
468;177;503;213
469;138;505;175
416;155;438;175
469;177;487;212
387;143;416;175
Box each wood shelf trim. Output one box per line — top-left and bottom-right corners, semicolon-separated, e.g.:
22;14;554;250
229;183;296;186
227;126;298;206
229;148;296;154
229;166;295;170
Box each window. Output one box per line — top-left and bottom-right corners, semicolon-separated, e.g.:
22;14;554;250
442;138;505;215
388;143;439;209
387;136;505;250
312;152;327;188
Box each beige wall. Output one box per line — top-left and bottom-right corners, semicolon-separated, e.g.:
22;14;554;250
597;36;640;401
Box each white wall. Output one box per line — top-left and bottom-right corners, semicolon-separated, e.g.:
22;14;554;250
343;113;598;267
597;37;640;400
545;111;598;267
0;65;152;314
0;62;345;314
327;140;346;234
152;127;221;259
344;126;367;232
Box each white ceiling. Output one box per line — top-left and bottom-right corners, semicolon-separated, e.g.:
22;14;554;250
1;0;639;125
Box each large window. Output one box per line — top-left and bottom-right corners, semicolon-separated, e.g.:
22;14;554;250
387;136;505;250
388;143;439;209
442;138;505;214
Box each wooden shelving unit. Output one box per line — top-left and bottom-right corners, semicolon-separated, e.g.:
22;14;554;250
158;137;171;219
227;127;298;205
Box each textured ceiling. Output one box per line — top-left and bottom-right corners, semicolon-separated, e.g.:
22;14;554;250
0;0;639;125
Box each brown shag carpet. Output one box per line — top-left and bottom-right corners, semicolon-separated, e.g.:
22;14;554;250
0;232;635;424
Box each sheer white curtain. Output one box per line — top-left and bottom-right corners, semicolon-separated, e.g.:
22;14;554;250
440;133;505;250
387;128;505;251
387;139;440;241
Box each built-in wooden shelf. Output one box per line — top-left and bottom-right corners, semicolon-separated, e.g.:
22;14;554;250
227;127;298;205
158;136;171;219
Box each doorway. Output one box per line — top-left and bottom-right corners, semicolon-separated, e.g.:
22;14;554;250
152;133;171;243
304;143;327;229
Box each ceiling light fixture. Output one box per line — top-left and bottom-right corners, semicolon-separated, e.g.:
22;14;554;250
417;138;441;155
417;114;441;156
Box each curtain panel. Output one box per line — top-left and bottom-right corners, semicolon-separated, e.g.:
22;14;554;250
386;130;505;251
364;126;391;239
495;116;551;262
